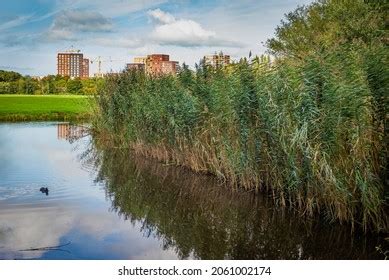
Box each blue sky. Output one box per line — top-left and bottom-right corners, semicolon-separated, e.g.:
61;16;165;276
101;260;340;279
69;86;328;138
0;0;312;76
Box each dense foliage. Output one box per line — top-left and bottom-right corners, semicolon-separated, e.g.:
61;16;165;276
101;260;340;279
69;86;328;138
0;71;103;95
0;70;22;82
93;0;388;231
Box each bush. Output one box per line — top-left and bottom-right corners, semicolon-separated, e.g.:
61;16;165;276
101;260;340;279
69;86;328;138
66;78;83;94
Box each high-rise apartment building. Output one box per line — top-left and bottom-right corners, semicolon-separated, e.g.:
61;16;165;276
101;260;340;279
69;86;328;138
82;58;89;79
125;54;178;76
126;57;147;72
204;52;230;68
134;57;147;64
126;63;145;71
57;50;89;79
145;54;178;76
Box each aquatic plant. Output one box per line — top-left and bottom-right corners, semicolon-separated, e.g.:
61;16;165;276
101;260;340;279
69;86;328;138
92;0;388;232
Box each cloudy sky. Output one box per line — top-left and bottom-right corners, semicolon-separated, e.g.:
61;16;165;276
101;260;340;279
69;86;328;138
0;0;312;76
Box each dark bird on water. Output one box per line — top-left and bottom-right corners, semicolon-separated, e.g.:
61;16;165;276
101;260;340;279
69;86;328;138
39;187;49;196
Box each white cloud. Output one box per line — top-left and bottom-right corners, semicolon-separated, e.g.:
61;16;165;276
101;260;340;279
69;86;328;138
0;208;76;259
89;37;143;49
45;29;76;41
0;0;313;75
147;9;243;48
44;9;113;42
0;207;179;259
53;10;113;33
147;8;175;24
152;19;216;46
58;0;168;17
0;10;67;33
0;15;34;32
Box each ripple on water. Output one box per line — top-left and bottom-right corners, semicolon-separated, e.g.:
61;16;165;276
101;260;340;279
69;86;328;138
0;182;44;201
0;179;91;207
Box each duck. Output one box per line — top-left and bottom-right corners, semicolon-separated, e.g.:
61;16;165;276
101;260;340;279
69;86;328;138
39;187;49;196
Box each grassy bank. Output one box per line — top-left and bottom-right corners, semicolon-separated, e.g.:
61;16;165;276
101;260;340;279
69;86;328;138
92;0;388;232
0;95;93;121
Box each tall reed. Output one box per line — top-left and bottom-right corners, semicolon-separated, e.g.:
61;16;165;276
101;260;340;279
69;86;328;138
92;2;388;232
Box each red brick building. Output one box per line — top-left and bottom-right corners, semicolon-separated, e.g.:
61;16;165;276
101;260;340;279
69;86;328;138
204;52;230;68
145;54;178;76
57;51;89;79
126;63;145;71
82;58;89;79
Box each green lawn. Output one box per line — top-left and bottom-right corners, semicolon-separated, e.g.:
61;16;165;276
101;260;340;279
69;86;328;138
0;95;94;121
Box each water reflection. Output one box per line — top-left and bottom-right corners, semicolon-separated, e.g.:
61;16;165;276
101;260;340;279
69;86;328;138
57;123;88;142
0;122;387;259
87;144;387;260
0;123;178;260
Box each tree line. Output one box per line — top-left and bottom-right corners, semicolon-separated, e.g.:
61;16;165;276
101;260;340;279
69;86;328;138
0;70;103;95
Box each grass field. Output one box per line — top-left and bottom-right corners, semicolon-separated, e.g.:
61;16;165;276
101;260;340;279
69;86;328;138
0;95;93;121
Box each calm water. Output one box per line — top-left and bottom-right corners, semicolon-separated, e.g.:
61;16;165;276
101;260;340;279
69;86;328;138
0;122;386;260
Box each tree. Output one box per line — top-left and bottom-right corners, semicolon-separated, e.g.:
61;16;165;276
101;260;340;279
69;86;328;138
0;70;22;82
54;79;67;93
266;0;386;59
40;75;57;94
0;82;11;94
66;78;83;94
81;78;98;95
25;78;37;94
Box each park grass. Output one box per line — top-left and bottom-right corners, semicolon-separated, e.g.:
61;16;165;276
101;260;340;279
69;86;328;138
0;94;94;121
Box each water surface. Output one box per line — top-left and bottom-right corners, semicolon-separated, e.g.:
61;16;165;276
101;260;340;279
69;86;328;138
0;122;386;259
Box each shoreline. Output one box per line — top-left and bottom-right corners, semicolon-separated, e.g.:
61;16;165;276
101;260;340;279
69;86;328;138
92;129;389;238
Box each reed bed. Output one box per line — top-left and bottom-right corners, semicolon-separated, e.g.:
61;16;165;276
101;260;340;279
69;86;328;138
92;1;388;232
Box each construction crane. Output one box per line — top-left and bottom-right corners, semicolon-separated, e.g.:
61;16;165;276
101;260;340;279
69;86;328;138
90;56;125;77
90;56;104;77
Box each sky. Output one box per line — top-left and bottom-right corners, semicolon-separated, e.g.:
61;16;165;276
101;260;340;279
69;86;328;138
0;0;313;76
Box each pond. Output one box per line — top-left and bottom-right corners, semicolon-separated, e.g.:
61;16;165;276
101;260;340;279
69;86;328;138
0;122;386;259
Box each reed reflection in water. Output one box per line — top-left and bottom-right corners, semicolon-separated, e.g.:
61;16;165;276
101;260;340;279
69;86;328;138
0;122;386;259
86;142;386;260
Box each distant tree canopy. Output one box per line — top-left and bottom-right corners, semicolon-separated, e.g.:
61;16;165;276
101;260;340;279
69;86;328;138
0;70;103;95
66;78;83;94
266;0;387;59
0;70;22;82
